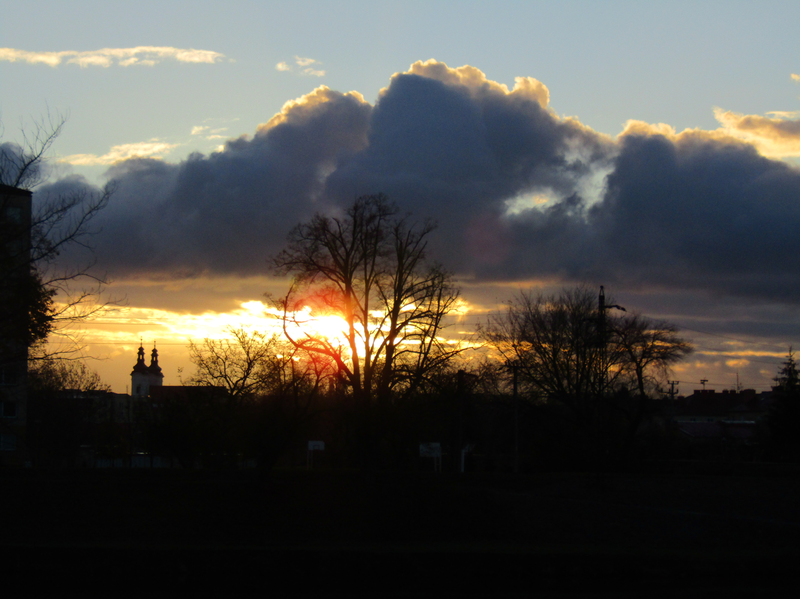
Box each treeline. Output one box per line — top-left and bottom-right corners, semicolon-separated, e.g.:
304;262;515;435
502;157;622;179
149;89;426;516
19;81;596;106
22;296;800;471
19;195;800;470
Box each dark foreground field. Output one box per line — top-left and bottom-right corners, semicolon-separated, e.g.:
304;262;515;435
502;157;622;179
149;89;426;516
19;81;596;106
2;468;799;597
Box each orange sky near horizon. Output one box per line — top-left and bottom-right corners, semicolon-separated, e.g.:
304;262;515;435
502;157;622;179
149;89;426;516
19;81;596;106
51;278;789;397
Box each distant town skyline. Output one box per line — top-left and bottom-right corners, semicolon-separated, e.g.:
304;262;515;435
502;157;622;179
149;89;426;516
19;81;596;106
3;0;800;392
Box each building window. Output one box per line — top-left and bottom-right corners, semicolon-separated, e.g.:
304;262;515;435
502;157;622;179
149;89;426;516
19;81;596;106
0;401;17;418
5;206;22;223
0;434;16;451
0;365;20;386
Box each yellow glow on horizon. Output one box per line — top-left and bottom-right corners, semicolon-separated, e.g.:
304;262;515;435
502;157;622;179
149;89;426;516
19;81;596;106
48;300;286;351
54;293;480;394
52;297;783;394
286;306;350;347
64;296;474;349
448;297;473;317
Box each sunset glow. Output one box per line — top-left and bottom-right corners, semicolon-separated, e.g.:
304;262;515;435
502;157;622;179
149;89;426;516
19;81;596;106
285;306;351;347
5;1;799;394
46;294;479;390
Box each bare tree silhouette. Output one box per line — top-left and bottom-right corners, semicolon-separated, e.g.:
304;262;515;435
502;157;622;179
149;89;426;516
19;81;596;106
1;113;115;360
273;194;464;406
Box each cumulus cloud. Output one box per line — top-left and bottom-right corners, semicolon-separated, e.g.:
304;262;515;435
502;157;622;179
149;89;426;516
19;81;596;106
396;59;550;109
0;46;225;68
792;73;800;82
500;126;800;304
275;56;326;77
62;86;371;276
324;60;612;265
713;107;800;157
60;140;178;165
49;60;800;310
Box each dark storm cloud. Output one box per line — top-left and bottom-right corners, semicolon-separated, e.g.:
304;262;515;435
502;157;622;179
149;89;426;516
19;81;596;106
46;60;800;306
323;62;612;267
594;131;800;300
52;86;371;277
492;127;800;304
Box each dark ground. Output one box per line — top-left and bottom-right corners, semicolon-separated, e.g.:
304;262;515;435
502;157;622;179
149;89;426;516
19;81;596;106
2;467;799;597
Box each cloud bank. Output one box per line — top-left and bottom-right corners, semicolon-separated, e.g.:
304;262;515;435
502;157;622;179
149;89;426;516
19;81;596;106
714;108;800;157
61;139;179;165
0;46;225;67
48;60;800;307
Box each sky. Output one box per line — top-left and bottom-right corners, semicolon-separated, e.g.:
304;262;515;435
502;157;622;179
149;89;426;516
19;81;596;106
3;0;800;393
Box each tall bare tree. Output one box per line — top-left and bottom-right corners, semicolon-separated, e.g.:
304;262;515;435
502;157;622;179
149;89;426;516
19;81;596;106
273;194;463;405
484;287;615;412
615;313;692;400
485;287;690;401
1;113;114;360
483;286;692;459
0;112;65;189
613;313;692;453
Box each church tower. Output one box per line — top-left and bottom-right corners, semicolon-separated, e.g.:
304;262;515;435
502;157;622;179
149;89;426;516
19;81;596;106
131;343;164;397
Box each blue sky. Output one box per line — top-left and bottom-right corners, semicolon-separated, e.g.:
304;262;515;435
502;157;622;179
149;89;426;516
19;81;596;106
5;0;799;180
3;0;800;392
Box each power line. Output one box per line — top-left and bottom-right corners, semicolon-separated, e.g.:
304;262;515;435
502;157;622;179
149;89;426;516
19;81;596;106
674;379;760;389
54;340;189;346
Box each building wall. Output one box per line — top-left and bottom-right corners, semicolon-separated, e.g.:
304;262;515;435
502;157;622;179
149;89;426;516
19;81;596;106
0;184;33;465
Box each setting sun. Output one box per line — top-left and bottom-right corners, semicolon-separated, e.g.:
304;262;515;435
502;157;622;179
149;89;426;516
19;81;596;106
287;307;350;347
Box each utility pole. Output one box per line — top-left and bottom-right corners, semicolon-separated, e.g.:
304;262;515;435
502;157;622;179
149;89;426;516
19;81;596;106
700;378;708;390
667;380;679;400
456;369;478;473
597;286;625;396
512;362;519;474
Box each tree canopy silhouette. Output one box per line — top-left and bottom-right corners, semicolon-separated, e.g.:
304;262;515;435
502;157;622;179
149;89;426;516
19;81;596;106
766;348;800;461
273;194;463;405
483;286;692;460
187;325;334;400
484;287;691;403
1;113;114;360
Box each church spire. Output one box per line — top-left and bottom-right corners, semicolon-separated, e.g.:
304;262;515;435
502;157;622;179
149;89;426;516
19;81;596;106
149;343;162;376
131;340;164;397
131;341;148;375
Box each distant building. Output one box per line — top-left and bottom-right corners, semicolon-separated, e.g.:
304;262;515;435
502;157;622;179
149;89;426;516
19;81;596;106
672;389;771;426
131;344;164;398
22;343;252;469
1;183;33;466
28;344;170;467
669;389;774;458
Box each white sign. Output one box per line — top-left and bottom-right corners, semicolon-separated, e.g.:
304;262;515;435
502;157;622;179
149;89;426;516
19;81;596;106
308;441;325;451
